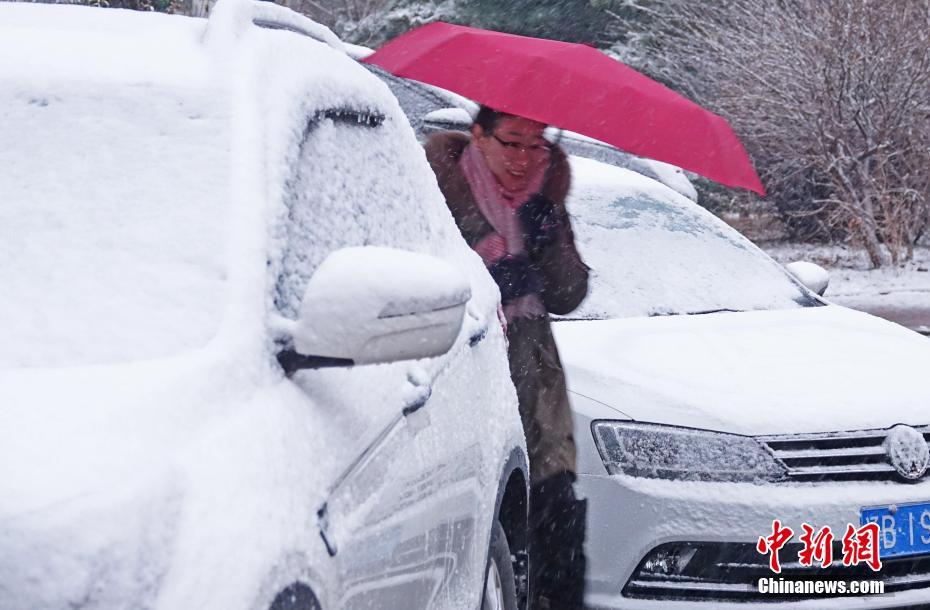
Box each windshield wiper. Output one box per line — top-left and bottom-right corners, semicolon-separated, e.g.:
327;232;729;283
647;308;743;317
685;308;743;315
555;309;745;321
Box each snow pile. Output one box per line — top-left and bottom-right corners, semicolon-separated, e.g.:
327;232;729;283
564;156;813;320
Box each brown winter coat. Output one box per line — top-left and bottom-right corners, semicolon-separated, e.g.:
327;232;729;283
425;131;589;481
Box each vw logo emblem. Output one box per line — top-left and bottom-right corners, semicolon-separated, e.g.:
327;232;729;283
885;425;930;481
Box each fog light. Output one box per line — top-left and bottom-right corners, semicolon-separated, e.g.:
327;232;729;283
641;545;698;576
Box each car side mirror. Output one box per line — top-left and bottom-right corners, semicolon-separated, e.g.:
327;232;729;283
785;261;830;296
421;107;473;134
277;246;470;373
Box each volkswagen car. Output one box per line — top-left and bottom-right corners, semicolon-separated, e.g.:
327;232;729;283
559;156;930;608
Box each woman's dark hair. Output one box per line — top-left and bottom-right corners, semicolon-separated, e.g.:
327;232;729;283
473;105;551;136
473;105;508;133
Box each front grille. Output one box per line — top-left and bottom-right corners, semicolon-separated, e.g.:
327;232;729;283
757;426;930;482
625;541;930;602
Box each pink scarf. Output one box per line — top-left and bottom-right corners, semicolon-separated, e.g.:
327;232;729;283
459;141;547;320
459;142;546;253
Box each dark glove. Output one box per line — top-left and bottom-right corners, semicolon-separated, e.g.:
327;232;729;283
518;193;560;251
488;254;542;304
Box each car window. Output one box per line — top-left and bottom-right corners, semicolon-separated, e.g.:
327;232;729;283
565;157;818;320
0;85;230;368
274;109;460;319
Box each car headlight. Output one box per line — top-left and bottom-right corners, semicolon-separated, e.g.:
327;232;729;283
592;421;787;482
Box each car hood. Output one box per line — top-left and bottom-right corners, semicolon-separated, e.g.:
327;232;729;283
553;305;930;436
0;351;251;520
0;354;230;609
0;473;182;610
0;350;335;609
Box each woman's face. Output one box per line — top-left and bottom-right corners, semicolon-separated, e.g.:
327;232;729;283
473;115;551;192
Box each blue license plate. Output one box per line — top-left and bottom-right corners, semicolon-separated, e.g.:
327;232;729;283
861;501;930;558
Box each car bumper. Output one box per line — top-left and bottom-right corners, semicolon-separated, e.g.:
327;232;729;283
578;472;930;609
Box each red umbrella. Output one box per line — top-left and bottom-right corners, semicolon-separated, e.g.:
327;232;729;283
364;22;765;195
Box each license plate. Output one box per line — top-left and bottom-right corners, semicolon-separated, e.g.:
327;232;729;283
861;501;930;558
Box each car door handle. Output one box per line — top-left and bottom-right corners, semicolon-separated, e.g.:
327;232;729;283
468;325;488;347
402;386;432;416
402;370;432;416
466;306;488;347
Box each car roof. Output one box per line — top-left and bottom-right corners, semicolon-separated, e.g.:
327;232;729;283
0;8;199;84
0;1;359;96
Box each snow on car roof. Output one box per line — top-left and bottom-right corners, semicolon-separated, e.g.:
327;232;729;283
0;4;212;86
0;1;377;109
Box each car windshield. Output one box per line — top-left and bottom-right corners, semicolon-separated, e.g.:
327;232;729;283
0;85;230;369
565;157;817;320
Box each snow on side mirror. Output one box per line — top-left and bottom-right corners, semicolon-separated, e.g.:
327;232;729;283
785;261;830;296
279;246;470;372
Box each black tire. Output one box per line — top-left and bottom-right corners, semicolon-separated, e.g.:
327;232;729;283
482;519;519;610
269;582;322;610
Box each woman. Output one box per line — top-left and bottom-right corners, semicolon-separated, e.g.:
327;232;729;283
425;106;588;610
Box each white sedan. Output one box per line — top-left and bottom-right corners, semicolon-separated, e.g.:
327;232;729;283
0;3;528;609
558;157;930;608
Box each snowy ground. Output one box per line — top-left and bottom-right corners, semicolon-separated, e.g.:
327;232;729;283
761;242;930;335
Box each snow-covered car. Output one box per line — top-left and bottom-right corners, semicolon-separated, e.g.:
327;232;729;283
559;156;930;608
0;3;529;609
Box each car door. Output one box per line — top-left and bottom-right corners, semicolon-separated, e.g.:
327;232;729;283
274;106;490;608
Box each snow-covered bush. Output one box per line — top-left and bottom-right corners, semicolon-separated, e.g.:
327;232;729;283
655;0;930;267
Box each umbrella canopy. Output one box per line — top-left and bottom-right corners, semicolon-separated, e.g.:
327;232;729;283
364;22;765;195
